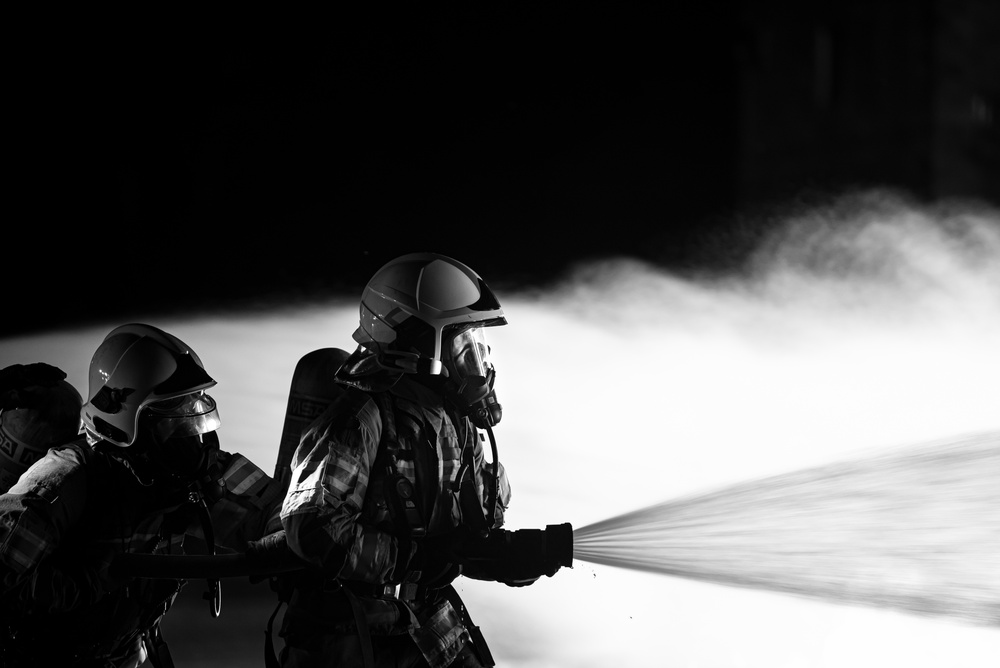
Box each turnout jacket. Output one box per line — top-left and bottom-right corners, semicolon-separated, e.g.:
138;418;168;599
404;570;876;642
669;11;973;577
0;439;282;667
280;355;511;668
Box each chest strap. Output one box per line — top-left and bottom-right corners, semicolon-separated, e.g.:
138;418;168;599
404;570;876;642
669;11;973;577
370;392;426;538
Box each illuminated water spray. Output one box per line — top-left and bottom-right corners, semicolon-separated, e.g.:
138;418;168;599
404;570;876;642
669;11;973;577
572;430;1000;626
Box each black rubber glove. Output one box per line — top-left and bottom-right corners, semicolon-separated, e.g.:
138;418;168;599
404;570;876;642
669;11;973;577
465;558;559;587
397;534;462;589
246;529;302;582
247;530;289;559
454;528;563;587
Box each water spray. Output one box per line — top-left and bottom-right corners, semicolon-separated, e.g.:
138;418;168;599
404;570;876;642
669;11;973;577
570;430;1000;626
111;429;999;630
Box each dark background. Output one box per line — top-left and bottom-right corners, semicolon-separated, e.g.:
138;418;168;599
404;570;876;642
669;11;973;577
5;1;998;338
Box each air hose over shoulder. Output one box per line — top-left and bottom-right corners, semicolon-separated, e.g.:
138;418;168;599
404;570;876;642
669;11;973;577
456;424;500;538
485;424;499;532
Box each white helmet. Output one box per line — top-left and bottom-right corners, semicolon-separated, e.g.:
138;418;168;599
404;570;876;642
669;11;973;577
81;323;220;448
353;253;507;375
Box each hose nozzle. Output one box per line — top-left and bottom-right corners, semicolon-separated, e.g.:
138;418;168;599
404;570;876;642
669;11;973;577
453;522;573;583
544;522;574;568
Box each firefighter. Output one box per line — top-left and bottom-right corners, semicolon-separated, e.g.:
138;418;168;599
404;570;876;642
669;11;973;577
0;363;83;493
0;323;284;667
275;253;563;668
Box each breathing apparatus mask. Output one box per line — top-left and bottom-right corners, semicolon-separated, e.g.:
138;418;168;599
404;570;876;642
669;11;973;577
95;391;222;487
443;326;501;429
143;392;222;481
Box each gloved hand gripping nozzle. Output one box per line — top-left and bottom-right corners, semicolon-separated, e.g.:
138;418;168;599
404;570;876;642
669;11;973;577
452;523;573;586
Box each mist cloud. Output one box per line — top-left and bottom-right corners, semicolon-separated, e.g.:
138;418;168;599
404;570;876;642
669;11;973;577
2;188;999;667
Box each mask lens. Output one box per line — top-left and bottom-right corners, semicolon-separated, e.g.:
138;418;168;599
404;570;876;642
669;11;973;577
448;328;490;380
145;392;221;443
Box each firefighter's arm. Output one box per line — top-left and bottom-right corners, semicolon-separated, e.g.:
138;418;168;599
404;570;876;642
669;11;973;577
0;447;124;612
0;549;121;614
280;406;401;581
203;451;285;550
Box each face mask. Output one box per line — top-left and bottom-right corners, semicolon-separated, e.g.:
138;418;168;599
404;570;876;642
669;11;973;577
148;430;221;482
115;393;223;485
445;328;502;428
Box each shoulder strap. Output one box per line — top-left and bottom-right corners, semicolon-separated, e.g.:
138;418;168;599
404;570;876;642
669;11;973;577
369;390;398;469
372;391;426;537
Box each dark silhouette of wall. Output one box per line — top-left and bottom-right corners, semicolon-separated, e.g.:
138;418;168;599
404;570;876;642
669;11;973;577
731;0;998;208
4;4;997;337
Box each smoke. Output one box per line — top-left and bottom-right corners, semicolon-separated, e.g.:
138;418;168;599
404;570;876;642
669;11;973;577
743;190;1000;327
540;189;1000;337
2;188;999;667
472;187;1000;667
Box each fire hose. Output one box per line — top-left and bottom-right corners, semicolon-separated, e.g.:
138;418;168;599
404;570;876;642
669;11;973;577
111;523;573;581
110;550;307;580
111;523;572;622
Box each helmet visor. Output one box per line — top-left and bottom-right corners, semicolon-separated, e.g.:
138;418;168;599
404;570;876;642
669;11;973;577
447;327;491;380
144;392;221;443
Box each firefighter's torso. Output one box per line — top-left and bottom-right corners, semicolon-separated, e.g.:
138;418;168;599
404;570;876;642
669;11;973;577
362;385;477;537
0;441;200;663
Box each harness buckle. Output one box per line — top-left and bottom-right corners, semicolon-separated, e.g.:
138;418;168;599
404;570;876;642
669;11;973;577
399;581;419;602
